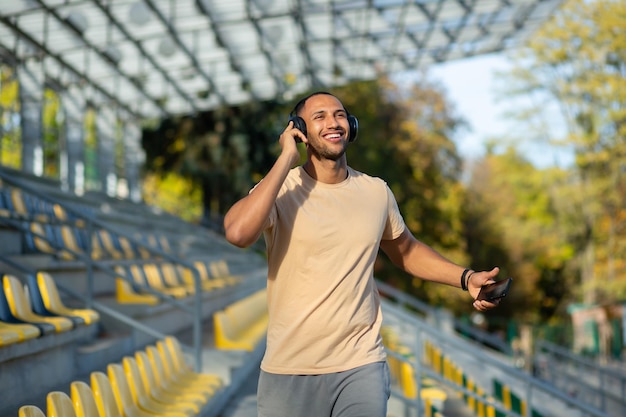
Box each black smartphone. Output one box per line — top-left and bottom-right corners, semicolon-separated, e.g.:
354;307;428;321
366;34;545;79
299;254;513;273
476;277;512;301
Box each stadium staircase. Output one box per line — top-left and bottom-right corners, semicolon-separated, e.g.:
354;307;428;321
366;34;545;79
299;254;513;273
0;165;621;417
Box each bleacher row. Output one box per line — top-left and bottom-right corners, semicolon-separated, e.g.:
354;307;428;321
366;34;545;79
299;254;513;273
382;326;447;417
0;173;269;416
382;324;550;417
16;336;222;417
0;272;100;344
423;341;545;417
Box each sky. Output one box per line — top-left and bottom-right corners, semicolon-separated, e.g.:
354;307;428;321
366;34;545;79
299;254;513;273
425;53;574;169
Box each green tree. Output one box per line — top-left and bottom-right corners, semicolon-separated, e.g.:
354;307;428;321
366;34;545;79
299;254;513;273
466;148;576;323
499;0;626;303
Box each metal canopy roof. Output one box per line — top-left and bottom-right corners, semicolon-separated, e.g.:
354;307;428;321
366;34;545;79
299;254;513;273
0;0;562;120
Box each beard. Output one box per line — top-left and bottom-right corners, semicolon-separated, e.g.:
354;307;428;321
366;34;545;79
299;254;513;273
308;138;348;161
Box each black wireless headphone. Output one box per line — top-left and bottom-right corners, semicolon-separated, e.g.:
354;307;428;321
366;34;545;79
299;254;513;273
288;92;358;143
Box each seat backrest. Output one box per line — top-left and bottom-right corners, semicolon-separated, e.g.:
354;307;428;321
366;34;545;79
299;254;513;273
59;225;82;253
3;274;37;318
121;355;152;405
145;345;168;387
135;350;160;391
47;391;77;417
0;275;23;324
160;263;183;288
18;405;46;417
71;380;102;417
36;272;65;311
29;222;55;254
164;336;191;373
128;264;148;287
90;372;123;417
155;339;178;380
26;273;50;316
116;236;136;258
107;363;139;416
142;264;166;289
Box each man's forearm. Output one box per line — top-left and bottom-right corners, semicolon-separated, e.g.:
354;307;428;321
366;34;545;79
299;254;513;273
224;153;295;247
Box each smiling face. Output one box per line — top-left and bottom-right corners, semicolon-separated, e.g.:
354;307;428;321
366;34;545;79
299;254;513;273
298;93;350;161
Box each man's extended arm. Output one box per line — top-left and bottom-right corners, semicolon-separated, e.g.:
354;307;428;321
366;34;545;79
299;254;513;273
380;228;500;311
223;122;305;248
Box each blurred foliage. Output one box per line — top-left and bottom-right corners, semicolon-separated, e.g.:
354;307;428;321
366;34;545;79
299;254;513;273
466;148;576;323
142;100;288;227
0;65;21;169
499;0;626;305
142;171;203;222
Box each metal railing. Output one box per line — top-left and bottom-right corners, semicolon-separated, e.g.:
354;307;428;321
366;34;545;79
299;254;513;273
381;299;612;417
535;339;626;416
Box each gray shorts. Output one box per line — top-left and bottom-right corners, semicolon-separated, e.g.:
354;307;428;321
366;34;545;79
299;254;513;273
257;361;390;417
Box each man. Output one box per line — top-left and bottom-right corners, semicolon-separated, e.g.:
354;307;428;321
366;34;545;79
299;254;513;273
223;92;501;417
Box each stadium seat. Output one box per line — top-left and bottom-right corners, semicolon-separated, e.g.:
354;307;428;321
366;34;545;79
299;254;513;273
182;261;225;290
0;322;20;346
70;380;101;417
29;272;100;325
141;264;188;299
0;320;40;342
114;266;160;306
0;283;51;335
89;372;123;417
144;345;215;399
209;260;241;285
213;289;268;350
106;363;186;417
98;230;125;259
158;337;222;388
116;235;138;259
18;405;46;417
121;355;195;417
159;263;196;295
25;222;57;256
2;274;73;333
47;391;77;417
135;349;209;407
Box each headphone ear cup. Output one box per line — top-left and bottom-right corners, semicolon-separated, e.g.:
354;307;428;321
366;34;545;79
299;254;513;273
348;115;358;142
288;115;307;140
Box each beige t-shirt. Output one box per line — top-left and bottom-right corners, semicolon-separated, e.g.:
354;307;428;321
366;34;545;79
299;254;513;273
260;166;406;375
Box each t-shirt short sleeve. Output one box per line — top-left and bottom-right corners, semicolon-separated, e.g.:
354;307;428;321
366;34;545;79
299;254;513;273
382;185;406;241
249;180;277;231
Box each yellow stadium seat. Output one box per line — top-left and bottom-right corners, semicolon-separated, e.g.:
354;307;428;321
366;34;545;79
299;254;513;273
141;264;188;299
106;363;182;417
159;264;196;295
47;391;77;417
144;345;215;399
158;337;222;387
0;323;20;346
121;356;195;417
36;272;100;325
114;266;160;306
213;289;268;351
2;275;73;332
18;405;46;417
89;372;123;417
179;262;224;291
209;260;241;285
0;319;40;342
136;348;209;406
70;380;101;417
